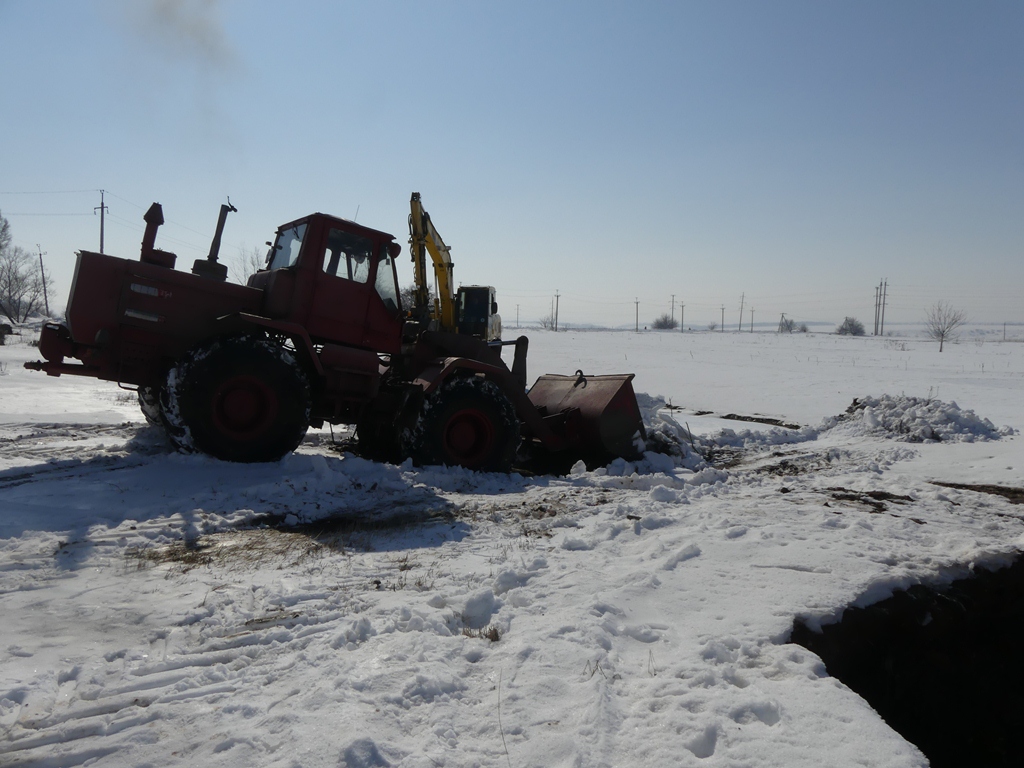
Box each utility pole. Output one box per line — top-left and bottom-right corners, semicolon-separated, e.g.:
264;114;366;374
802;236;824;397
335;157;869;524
778;313;786;333
37;245;50;316
738;293;745;331
880;279;888;336
671;294;676;326
94;189;108;254
516;304;520;329
680;302;684;332
873;281;881;335
750;307;754;333
635;298;639;332
554;290;560;332
720;305;724;332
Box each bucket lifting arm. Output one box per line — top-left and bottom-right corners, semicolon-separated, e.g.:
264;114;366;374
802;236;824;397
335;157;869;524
408;192;456;331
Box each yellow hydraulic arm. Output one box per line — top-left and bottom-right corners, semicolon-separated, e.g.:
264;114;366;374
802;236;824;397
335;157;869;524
408;192;456;332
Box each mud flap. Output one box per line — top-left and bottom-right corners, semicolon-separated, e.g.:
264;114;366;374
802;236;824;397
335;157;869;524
526;371;646;466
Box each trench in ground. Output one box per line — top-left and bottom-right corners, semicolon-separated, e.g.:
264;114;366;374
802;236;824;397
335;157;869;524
792;555;1024;768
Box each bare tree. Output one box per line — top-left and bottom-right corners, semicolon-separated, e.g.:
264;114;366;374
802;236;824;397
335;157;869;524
707;321;718;331
0;244;50;322
836;317;865;336
230;244;267;284
652;313;678;330
925;301;967;352
0;211;10;255
399;283;437;315
0;211;53;322
399;284;416;313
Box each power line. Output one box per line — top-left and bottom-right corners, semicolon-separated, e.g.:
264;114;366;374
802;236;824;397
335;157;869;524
104;212;206;254
103;189;226;241
0;189;97;195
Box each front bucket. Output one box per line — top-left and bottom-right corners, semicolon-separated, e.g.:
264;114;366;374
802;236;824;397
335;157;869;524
527;372;646;466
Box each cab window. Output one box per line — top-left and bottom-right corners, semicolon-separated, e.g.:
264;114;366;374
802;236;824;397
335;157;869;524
323;228;373;283
374;246;401;313
267;223;306;270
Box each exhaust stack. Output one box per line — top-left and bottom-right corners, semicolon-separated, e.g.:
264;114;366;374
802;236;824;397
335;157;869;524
139;203;176;268
192;199;237;281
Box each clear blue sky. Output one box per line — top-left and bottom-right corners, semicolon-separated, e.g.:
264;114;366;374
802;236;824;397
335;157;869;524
1;0;1021;329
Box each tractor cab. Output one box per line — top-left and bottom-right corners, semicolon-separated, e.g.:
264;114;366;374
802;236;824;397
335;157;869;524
455;285;501;341
249;213;404;355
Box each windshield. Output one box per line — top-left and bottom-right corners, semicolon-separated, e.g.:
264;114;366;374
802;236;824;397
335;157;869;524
267;223;307;271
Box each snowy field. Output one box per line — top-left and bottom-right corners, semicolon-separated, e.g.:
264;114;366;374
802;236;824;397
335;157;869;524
1;328;1022;767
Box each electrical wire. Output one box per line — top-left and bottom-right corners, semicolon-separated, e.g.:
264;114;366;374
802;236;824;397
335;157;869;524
0;189;97;195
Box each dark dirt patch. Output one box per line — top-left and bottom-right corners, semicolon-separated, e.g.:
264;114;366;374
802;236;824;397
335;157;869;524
757;459;806;476
753;451;835;477
931;482;1024;505
824;486;913;513
124;528;331;573
721;413;801;430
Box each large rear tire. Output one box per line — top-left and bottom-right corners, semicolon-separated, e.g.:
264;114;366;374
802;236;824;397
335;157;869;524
163;336;310;463
404;376;520;472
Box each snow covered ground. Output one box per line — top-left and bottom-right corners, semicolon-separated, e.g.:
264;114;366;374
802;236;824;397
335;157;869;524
1;328;1022;767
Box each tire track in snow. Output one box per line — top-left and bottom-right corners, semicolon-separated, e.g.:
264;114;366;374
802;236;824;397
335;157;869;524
0;422;168;489
0;580;360;764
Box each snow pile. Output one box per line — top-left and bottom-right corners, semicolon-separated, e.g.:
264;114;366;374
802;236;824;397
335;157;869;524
635;393;709;471
705;394;1015;451
832;395;1016;443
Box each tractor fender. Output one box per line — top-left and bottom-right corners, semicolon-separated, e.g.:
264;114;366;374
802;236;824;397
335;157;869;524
410;356;505;394
220;312;324;377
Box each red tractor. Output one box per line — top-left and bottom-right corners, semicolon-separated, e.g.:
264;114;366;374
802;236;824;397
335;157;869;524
27;195;644;472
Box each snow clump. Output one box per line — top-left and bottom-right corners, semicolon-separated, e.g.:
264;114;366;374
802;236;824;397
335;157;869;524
833;395;1015;443
635;393;708;470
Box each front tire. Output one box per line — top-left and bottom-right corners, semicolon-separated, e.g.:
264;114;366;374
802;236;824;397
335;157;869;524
163;336;310;463
404;376;520;472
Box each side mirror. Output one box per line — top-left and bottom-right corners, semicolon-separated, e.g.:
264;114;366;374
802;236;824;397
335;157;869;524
388;242;402;259
492;302;498;314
